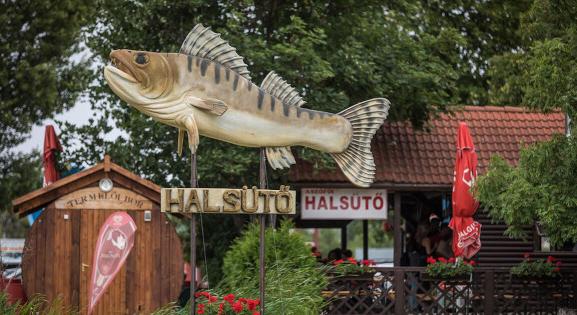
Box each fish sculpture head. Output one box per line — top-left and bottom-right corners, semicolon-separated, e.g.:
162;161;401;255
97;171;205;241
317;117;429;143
104;50;178;106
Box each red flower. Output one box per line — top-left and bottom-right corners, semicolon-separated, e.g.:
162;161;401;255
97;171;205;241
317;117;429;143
438;257;447;263
347;257;358;265
333;259;344;265
247;299;260;310
547;255;555;263
253;312;260;315
523;252;530;259
197;303;205;314
238;297;247;304
448;257;455;263
556;261;562;267
469;260;476;266
224;293;235;304
361;259;374;266
232;301;244;313
218;303;225;315
209;295;217;303
426;256;437;264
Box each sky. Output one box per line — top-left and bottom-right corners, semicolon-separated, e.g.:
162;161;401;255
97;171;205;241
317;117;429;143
13;102;93;153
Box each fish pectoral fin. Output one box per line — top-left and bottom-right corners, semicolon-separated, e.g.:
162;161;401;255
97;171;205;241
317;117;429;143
185;95;228;116
266;147;296;170
176;115;199;154
177;129;185;156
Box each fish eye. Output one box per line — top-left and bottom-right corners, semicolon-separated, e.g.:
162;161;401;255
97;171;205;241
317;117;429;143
134;53;150;65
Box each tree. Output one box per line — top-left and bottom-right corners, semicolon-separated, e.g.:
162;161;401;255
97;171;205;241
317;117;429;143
487;0;577;113
476;134;577;248
0;0;94;154
58;0;531;284
0;152;42;237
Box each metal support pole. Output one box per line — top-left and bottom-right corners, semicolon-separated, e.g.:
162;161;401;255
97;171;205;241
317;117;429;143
341;225;348;251
362;220;369;260
189;154;197;315
258;148;267;314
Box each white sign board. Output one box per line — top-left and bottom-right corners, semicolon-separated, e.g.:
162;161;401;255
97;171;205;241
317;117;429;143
301;188;387;220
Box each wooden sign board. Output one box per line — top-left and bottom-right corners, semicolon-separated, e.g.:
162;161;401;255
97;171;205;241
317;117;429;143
161;186;295;215
55;187;153;210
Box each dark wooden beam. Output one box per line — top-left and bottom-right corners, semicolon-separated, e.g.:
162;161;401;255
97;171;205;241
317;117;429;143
394;193;402;266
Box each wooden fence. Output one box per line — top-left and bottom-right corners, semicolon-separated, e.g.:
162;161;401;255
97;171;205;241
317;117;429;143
322;267;577;314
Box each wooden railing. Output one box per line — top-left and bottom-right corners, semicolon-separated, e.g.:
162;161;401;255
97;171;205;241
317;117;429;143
322;267;577;314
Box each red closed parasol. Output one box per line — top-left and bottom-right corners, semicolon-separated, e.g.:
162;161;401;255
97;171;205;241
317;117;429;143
449;122;481;258
43;125;62;185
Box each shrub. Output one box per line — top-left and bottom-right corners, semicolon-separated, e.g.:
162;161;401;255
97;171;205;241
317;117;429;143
220;220;328;314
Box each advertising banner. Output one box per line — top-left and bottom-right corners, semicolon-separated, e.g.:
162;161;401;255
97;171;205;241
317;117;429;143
301;188;387;220
88;211;137;314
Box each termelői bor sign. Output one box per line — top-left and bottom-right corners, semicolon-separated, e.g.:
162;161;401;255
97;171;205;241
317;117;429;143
161;186;295;214
301;188;387;220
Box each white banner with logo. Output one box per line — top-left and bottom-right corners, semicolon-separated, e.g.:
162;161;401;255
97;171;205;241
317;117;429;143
301;188;387;220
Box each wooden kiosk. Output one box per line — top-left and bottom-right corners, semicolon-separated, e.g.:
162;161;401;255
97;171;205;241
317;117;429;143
12;156;183;314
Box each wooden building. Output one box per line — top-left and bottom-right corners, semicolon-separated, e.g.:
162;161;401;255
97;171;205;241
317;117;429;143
290;106;577;267
12;156;183;315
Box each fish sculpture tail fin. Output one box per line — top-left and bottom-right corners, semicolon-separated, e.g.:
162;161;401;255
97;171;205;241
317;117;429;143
331;98;390;187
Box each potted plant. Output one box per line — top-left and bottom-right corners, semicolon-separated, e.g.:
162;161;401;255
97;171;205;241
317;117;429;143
510;253;561;279
423;257;475;282
194;291;261;315
332;258;376;276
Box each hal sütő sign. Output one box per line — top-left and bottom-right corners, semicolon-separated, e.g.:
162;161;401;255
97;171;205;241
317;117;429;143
161;186;295;215
301;188;387;220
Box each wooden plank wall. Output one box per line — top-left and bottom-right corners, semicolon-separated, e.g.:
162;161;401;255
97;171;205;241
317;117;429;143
22;205;183;314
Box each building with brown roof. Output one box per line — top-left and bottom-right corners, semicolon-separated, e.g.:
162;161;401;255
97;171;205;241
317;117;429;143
289;106;577;268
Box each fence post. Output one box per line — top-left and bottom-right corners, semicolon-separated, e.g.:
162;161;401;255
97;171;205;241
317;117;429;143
484;270;495;315
394;269;406;314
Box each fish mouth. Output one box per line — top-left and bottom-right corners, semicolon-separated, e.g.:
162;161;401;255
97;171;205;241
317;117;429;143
106;50;138;83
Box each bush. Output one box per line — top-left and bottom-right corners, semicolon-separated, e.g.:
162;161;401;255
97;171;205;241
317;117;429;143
0;293;75;315
219;220;328;314
510;254;562;277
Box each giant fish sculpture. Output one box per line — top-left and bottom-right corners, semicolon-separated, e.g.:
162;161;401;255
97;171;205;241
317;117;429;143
104;24;390;187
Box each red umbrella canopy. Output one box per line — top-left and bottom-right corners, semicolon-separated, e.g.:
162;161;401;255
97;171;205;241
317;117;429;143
449;122;481;259
43;125;62;185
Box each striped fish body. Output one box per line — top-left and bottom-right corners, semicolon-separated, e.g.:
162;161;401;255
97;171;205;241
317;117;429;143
163;54;352;153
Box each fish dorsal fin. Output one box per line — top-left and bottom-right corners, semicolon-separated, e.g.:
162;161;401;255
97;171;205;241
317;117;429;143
180;24;251;80
260;71;306;108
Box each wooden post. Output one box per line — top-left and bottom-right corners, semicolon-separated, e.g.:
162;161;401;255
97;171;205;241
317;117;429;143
394;269;405;314
258;148;267;314
394;193;402;266
189;153;197;315
362;220;369;260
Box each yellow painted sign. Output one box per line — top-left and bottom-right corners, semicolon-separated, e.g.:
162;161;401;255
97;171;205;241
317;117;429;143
161;186;295;215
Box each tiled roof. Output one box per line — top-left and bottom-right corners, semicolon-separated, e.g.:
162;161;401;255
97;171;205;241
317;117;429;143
289;106;566;187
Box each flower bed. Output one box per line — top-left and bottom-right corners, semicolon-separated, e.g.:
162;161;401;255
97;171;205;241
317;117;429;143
194;292;260;315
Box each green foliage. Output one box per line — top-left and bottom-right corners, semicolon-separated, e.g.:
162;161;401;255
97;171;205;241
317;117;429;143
476;134;577;247
0;0;94;152
510;254;561;278
221;221;328;315
425;257;474;279
487;0;577;115
0;152;42;237
0;294;76;315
